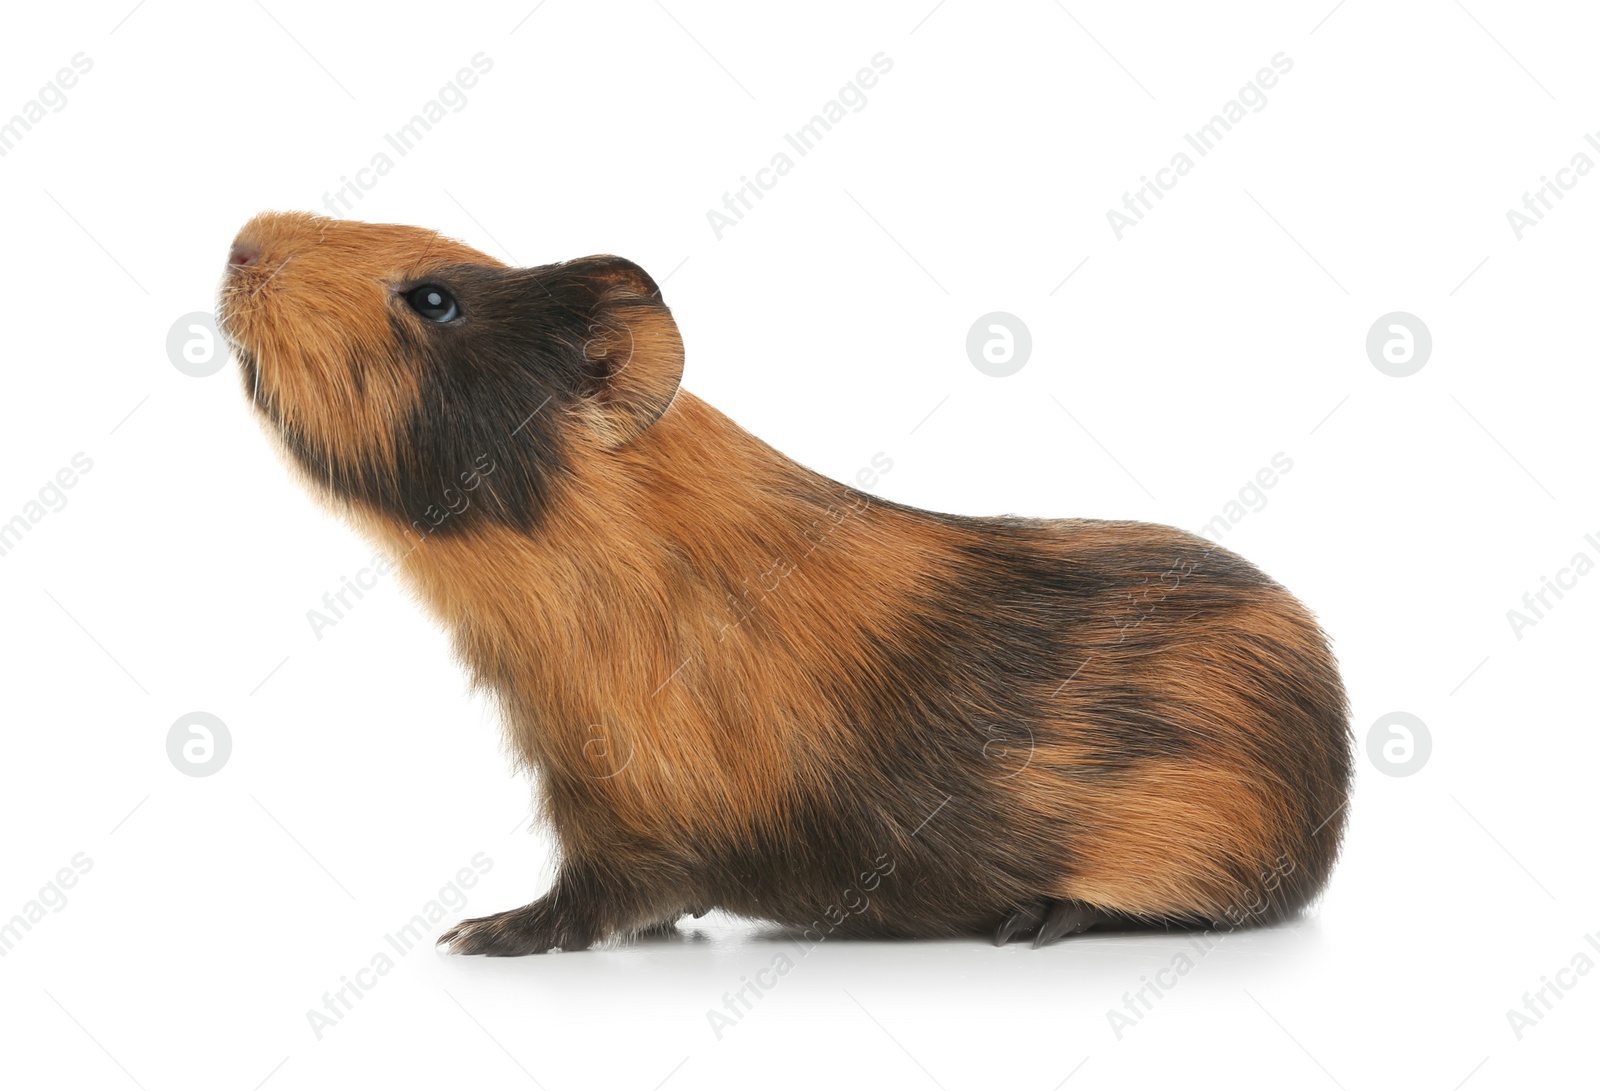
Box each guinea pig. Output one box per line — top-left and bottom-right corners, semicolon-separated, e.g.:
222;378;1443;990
218;211;1352;953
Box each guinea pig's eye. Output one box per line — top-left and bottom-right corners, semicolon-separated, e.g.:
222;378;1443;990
404;284;460;323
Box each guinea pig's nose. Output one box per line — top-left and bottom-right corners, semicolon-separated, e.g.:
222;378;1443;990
228;241;261;269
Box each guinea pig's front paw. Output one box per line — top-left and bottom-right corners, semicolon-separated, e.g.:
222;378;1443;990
438;898;596;956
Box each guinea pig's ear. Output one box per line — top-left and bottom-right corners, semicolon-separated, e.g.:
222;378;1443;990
567;256;684;449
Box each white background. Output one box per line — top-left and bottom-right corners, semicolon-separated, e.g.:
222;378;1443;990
1;1;1595;1088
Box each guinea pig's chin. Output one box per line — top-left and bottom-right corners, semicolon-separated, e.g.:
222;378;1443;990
214;308;254;370
213;299;268;409
216;275;278;353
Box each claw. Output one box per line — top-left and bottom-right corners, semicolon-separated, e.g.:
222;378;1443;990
1032;900;1099;948
994;903;1044;946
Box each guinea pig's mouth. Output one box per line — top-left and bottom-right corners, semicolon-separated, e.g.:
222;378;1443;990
215;285;259;366
222;252;292;302
218;220;302;335
216;246;293;374
216;268;278;414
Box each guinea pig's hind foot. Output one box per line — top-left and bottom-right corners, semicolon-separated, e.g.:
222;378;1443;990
994;899;1106;948
994;903;1044;946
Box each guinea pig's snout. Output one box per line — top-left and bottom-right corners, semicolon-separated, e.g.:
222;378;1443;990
227;241;261;269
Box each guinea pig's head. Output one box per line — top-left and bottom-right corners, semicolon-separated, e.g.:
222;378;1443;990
217;211;683;533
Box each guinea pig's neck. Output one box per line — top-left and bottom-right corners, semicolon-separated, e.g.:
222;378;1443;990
354;389;899;718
